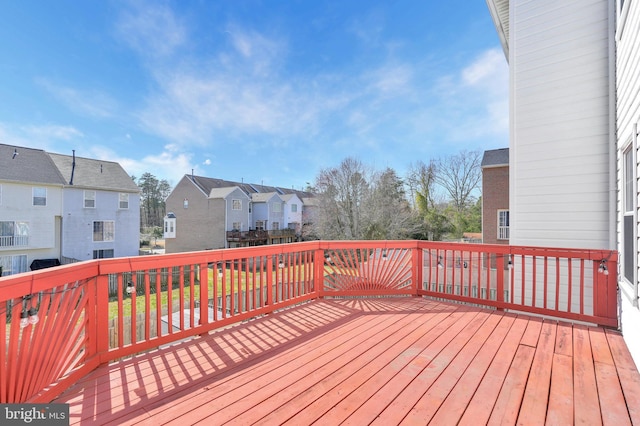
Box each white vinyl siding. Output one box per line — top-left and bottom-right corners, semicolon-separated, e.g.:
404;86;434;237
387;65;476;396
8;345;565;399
510;0;611;249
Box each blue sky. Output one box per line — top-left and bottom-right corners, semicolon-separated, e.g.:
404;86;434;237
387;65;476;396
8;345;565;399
0;0;508;190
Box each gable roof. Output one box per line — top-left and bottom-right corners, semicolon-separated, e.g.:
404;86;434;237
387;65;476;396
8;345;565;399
186;174;314;200
251;192;281;203
481;148;509;168
208;186;248;199
280;193;301;202
0;144;66;185
48;153;139;192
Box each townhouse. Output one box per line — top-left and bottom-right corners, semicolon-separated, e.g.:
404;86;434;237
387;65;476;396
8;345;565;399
163;174;315;253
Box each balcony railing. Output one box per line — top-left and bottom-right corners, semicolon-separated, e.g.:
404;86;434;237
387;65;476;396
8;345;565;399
226;230;268;241
0;240;617;404
0;235;29;248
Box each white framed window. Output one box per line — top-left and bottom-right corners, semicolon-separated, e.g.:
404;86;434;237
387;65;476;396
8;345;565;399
0;221;29;247
497;210;509;240
93;221;115;242
291;204;297;212
119;193;129;209
272;202;282;213
33;187;46;206
0;254;27;276
232;222;242;231
623;144;636;283
84;190;96;208
255;220;265;230
232;199;242;210
272;222;280;230
93;249;114;259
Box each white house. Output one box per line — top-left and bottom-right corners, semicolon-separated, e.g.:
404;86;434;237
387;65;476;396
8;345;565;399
281;193;303;235
0;144;65;275
486;0;640;366
48;152;140;261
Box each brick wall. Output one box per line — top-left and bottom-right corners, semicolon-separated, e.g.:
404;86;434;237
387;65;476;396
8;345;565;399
482;165;509;245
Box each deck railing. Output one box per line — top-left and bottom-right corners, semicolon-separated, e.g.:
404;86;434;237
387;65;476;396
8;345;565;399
0;240;617;404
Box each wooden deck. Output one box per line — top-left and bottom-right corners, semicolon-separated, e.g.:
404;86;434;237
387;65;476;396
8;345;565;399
54;298;640;425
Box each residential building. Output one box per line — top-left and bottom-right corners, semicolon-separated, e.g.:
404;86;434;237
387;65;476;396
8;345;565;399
48;152;140;261
163;174;314;252
486;0;640;365
0;144;140;276
481;148;509;245
0;144;65;275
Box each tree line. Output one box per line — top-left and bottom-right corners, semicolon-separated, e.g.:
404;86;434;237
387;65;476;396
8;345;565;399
307;150;482;241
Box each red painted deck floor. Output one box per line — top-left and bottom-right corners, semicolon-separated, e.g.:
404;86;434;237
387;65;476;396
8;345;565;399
55;298;640;425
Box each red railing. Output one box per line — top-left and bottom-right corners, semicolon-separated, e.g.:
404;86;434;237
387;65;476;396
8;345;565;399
0;240;617;403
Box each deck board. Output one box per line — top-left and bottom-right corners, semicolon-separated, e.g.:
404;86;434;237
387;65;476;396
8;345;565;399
53;298;640;425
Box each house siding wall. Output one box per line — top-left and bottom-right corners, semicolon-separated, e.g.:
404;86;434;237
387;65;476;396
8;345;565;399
510;0;611;249
61;188;140;261
482;165;509;245
165;178;226;253
227;188;250;231
616;0;640;368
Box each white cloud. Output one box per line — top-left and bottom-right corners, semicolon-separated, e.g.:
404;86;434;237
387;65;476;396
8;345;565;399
37;79;117;118
115;2;186;59
203;159;211;166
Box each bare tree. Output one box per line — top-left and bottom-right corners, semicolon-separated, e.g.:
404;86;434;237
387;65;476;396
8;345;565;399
313;157;370;239
435;150;482;213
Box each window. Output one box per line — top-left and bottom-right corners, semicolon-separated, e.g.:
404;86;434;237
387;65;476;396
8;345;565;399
164;213;176;239
291;204;297;212
232;222;241;231
249;202;252;213
93;221;115;242
272;222;280;230
497;210;509;240
93;249;114;259
0;221;29;247
623;146;636;283
232;199;242;210
84;190;96;208
0;254;27;276
272;202;282;212
255;220;265;230
119;193;129;209
33;187;46;206
183;198;189;209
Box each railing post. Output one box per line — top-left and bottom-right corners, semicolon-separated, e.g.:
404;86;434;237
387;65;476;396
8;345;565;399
412;246;422;296
95;272;110;362
314;248;325;299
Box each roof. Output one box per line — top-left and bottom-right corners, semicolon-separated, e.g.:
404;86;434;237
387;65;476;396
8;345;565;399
208;186;246;199
48;153;139;192
279;193;300;202
0;144;66;185
481;148;509;168
251;192;280;202
186;174;314;200
486;0;510;60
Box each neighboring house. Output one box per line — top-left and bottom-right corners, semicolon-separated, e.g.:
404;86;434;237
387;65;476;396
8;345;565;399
0;144;65;276
481;148;509;245
0;144;140;275
281;193;303;235
164;174;314;252
486;0;640;365
48;152;140;261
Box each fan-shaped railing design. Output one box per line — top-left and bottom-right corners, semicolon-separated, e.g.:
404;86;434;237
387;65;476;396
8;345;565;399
323;248;412;294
